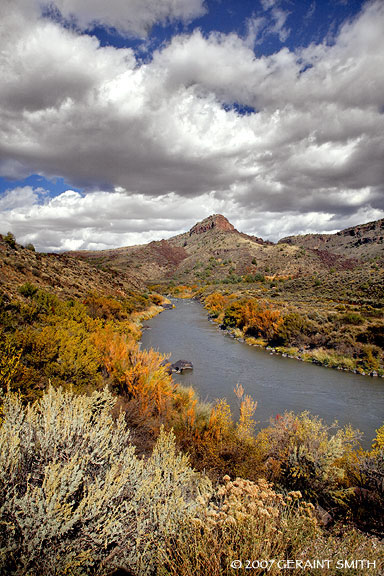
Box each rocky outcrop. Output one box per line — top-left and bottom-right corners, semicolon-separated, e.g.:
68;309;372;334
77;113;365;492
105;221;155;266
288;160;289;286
189;214;236;236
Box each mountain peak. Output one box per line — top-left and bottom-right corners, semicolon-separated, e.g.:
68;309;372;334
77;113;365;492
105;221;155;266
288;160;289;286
189;214;236;236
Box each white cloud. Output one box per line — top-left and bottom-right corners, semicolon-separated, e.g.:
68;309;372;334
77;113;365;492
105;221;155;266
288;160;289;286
9;0;207;38
0;187;226;251
1;185;383;251
0;187;40;212
259;0;290;43
0;0;384;249
269;7;290;42
54;0;206;36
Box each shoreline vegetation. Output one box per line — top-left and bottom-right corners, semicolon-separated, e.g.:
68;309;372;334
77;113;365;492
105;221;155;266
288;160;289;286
1;280;383;574
211;322;384;378
154;284;384;379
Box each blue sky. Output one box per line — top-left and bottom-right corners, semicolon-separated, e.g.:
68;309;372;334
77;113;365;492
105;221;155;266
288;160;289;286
89;0;366;56
0;0;383;251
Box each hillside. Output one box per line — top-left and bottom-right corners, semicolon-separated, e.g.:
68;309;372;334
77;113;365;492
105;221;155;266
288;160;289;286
0;233;142;302
71;214;369;285
280;218;384;262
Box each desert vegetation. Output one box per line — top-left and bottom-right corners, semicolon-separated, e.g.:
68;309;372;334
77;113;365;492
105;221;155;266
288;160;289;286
1;385;383;576
0;279;383;575
1;226;383;574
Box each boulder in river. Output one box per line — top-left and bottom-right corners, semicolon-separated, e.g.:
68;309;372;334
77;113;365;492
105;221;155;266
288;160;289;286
171;360;193;373
161;359;193;374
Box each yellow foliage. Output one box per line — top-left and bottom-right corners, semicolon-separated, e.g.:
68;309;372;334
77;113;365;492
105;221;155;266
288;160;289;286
0;338;22;392
173;386;198;431
123;347;175;420
235;383;257;442
372;423;384;454
256;412;362;499
242;300;283;339
204;292;229;315
92;325;175;422
84;292;127;320
207;399;233;441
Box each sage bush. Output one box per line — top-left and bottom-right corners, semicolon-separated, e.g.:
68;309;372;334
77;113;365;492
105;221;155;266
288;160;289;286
0;387;208;576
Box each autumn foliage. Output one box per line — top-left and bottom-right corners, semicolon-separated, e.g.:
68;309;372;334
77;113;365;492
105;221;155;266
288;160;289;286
1;282;384;556
204;292;283;341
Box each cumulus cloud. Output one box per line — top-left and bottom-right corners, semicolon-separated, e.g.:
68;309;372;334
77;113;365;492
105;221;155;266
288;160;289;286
0;0;384;249
11;0;207;38
0;187;228;251
54;0;206;36
1;185;382;252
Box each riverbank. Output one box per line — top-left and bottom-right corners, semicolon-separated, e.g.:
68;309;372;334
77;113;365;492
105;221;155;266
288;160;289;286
210;319;384;378
133;297;174;339
195;288;384;379
141;297;384;448
160;291;384;378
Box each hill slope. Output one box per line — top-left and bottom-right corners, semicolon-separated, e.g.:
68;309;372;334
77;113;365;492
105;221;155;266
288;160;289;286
71;214;370;284
280;218;384;262
0;234;142;301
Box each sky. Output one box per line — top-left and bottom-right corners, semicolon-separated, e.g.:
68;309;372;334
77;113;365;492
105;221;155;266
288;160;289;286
0;0;383;252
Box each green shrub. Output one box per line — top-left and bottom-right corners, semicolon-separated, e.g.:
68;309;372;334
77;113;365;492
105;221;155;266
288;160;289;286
222;300;246;328
3;231;16;249
273;312;313;346
18;282;38;298
243;273;265;283
339;313;364;326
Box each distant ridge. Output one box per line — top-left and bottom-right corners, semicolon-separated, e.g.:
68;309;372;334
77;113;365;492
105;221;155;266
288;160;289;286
280;218;384;260
3;214;384;293
67;213;384;284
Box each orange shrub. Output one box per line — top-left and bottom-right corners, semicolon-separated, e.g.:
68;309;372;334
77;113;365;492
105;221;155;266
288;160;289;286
242;300;283;339
92;326;175;423
204;293;229;316
84;293;126;320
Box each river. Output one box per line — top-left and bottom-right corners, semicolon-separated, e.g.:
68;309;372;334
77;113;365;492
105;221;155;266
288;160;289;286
141;298;383;447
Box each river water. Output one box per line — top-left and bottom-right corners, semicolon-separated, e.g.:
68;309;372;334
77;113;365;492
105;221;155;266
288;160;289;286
141;298;383;447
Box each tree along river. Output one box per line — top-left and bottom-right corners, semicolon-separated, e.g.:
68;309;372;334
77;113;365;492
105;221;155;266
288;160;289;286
141;298;384;447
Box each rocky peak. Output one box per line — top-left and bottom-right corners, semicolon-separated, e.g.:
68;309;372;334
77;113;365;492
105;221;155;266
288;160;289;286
189;214;236;236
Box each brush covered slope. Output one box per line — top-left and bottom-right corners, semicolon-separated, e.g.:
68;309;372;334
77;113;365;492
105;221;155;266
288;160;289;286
0;232;142;301
72;214;372;285
70;238;188;283
280;218;384;262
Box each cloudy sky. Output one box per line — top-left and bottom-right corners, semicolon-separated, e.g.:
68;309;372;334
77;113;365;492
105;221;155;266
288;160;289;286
0;0;383;251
